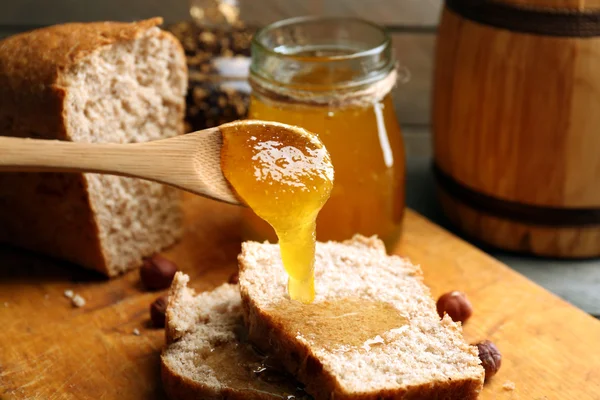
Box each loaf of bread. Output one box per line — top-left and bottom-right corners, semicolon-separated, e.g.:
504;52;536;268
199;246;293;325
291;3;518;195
161;272;311;400
239;235;485;399
0;18;187;276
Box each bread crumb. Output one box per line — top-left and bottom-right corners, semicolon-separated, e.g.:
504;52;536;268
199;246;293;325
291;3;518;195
502;380;516;391
4;302;8;307
362;335;385;351
44;294;50;300
65;289;85;307
133;328;141;336
72;294;86;308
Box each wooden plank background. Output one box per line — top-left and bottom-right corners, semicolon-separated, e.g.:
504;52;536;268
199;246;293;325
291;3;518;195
0;0;442;27
0;0;440;127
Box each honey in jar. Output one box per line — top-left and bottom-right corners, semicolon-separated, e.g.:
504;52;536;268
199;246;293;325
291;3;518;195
245;17;405;248
221;121;334;303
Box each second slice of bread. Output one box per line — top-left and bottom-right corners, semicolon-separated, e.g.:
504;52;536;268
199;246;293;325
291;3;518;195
161;273;311;400
239;235;485;400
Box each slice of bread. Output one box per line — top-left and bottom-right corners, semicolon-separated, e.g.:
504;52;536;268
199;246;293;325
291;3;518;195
161;272;311;400
238;235;485;400
0;18;187;276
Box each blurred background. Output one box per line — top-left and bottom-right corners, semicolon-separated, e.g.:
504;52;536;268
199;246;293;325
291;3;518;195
0;0;437;156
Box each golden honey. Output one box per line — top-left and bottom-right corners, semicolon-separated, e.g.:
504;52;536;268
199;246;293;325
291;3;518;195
221;121;334;303
247;94;404;245
244;17;405;247
269;298;407;352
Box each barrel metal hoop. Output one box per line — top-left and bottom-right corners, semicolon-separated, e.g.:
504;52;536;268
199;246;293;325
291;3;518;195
433;163;600;227
446;0;600;37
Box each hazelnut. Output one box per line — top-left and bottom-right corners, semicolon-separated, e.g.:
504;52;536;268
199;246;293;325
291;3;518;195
476;340;502;381
140;254;178;290
150;296;169;328
228;271;239;284
436;291;473;323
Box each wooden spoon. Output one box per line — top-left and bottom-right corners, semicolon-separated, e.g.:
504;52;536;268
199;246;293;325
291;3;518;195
0;120;286;206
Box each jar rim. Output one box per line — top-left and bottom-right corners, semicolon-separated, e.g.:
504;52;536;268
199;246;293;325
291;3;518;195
249;16;397;104
251;16;391;63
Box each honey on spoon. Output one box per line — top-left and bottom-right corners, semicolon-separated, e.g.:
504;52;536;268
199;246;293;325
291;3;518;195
0;119;334;303
220;120;334;303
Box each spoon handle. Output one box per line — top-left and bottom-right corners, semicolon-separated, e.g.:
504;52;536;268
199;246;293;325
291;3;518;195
0;129;241;205
0;136;170;175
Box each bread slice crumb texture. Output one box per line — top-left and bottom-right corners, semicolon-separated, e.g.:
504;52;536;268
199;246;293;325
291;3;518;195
238;235;485;399
63;26;187;275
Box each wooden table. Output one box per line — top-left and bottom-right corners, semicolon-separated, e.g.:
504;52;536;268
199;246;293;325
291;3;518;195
1;194;600;399
1;1;600;397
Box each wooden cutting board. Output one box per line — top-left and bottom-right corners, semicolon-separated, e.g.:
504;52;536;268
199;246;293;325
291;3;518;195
1;192;599;399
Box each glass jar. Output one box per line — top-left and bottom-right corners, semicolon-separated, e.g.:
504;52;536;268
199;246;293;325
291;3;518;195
244;17;406;248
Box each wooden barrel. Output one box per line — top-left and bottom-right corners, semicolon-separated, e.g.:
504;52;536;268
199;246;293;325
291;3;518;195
433;0;600;258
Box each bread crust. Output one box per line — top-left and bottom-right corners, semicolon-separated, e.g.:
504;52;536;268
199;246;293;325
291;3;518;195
161;360;290;400
0;18;185;276
0;172;107;273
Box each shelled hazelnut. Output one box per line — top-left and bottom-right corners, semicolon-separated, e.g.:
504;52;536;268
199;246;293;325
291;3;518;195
436;291;473;323
140;254;178;290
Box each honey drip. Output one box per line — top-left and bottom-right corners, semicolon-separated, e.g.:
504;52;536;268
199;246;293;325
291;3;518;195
221;122;334;303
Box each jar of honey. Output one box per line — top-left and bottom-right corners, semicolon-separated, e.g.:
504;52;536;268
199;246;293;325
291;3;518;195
244;17;405;248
